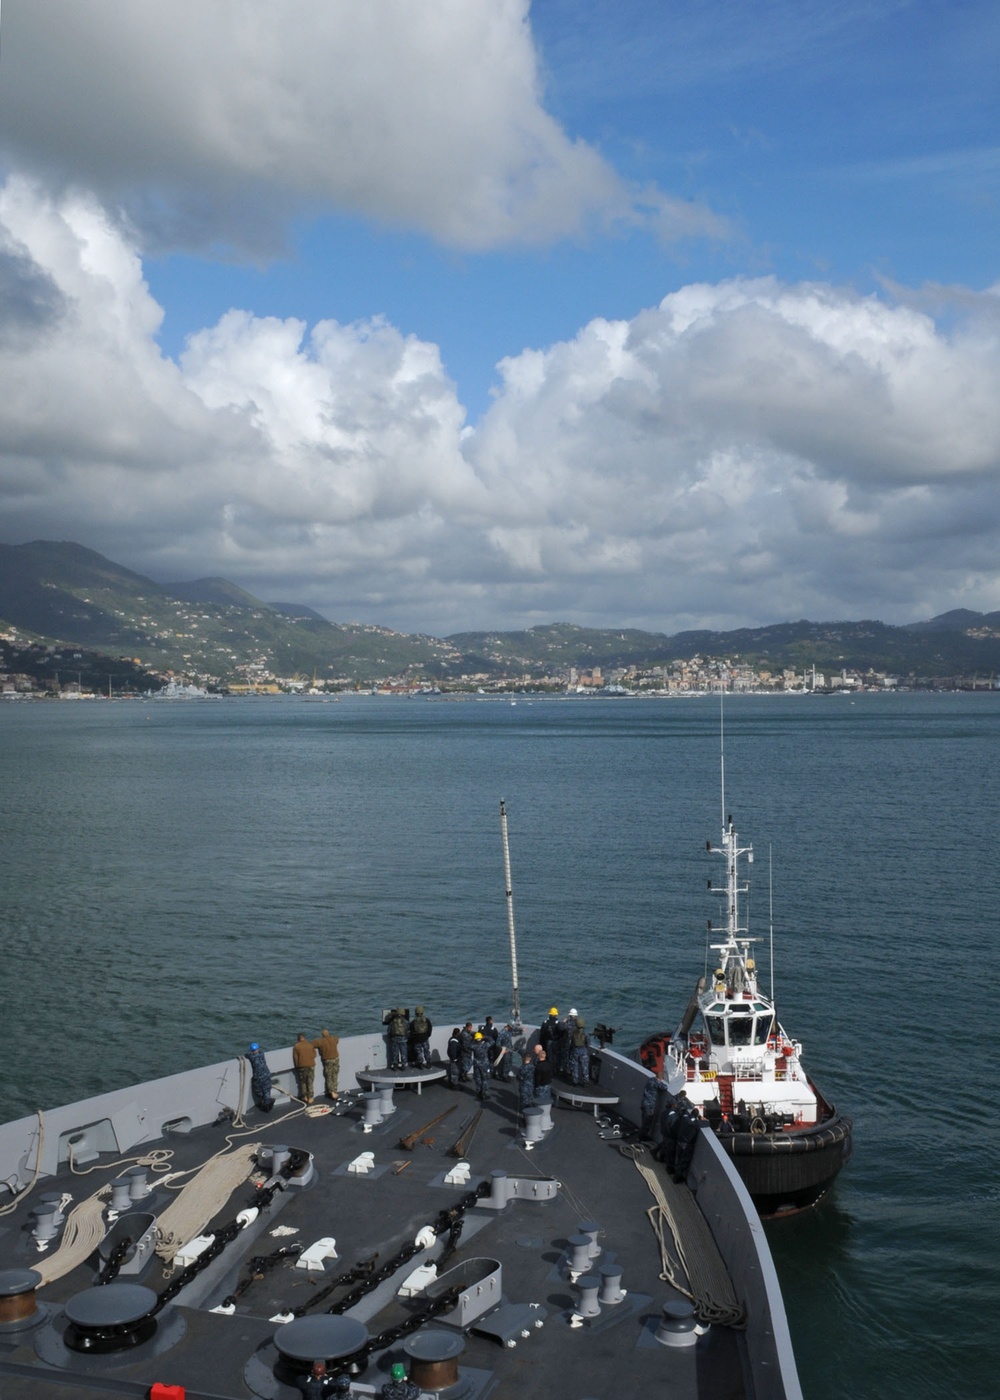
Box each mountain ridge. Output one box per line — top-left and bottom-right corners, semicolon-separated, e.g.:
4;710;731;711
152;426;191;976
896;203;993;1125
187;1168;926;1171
1;539;999;683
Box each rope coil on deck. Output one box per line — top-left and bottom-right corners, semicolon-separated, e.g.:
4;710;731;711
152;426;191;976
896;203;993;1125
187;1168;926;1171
617;1144;746;1329
155;1142;261;1267
34;1191;111;1285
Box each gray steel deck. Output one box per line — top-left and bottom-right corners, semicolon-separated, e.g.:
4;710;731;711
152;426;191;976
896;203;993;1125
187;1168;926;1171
0;1042;797;1399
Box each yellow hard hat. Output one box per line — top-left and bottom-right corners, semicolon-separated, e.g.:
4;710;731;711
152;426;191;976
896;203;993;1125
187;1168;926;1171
549;1007;558;1016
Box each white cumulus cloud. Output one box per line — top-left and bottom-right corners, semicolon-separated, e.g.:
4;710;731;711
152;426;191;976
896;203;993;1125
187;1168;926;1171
2;180;1000;634
0;0;701;253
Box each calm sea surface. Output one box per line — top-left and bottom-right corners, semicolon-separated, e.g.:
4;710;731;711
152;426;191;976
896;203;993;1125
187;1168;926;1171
1;692;997;1396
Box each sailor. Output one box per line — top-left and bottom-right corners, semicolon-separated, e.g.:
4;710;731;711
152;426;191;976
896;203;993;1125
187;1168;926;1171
658;1091;687;1171
640;1070;668;1140
409;1005;433;1068
674;1106;702;1183
312;1028;340;1099
385;1007;409;1070
378;1360;420;1399
295;1359;344;1398
532;1046;553;1105
292;1033;317;1105
471;1031;491;1100
458;1021;476;1080
538;1007;560;1053
446;1027;462;1086
568;1016;590;1086
518;1047;536;1110
246;1042;274;1113
557;1008;578;1075
494;1021;514;1078
479;1015;499;1064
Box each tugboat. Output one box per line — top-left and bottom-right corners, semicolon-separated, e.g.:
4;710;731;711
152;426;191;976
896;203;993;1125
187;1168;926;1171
640;804;852;1218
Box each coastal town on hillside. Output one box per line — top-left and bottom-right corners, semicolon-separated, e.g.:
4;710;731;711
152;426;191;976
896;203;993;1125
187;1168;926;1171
2;633;997;698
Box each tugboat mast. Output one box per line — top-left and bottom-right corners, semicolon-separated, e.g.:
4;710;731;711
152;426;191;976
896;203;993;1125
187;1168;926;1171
710;699;759;991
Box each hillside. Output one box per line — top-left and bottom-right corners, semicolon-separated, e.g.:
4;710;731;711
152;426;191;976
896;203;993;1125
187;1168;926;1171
447;617;1000;677
1;540;999;685
0;541;459;682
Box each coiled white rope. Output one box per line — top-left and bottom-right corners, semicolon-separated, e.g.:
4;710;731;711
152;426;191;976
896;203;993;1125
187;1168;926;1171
618;1144;746;1328
155;1142;261;1266
34;1191;110;1285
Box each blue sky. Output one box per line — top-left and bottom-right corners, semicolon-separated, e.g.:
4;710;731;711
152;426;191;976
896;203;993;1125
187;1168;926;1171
1;1;998;635
142;0;1000;421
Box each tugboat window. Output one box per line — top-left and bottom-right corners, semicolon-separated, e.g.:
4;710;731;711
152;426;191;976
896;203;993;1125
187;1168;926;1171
706;1016;725;1043
754;1015;774;1045
729;1013;753;1046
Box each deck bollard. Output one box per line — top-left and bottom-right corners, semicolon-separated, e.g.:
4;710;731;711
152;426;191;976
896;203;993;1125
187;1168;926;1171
362;1094;383;1129
577;1219;601;1259
575;1274;601;1318
598;1263;624;1304
567;1234;592;1275
655;1299;699;1348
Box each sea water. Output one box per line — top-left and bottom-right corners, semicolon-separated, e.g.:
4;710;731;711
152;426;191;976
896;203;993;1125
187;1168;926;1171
1;691;997;1397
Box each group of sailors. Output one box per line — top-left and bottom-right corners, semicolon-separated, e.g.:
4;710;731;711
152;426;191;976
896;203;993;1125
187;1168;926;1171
444;1017;516;1100
640;1075;702;1182
245;1029;341;1112
244;1002;601;1116
385;1002;600;1107
382;1006;434;1070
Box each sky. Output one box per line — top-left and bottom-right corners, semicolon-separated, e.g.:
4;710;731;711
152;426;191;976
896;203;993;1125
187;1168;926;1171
1;0;999;637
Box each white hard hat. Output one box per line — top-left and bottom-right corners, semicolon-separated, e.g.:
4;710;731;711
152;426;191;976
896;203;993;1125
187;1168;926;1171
569;1008;578;1016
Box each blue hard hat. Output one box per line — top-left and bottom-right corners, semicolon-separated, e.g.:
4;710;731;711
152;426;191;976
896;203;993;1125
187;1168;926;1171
249;1042;260;1052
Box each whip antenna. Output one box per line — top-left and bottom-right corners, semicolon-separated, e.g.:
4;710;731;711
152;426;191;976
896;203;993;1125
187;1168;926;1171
500;800;522;1030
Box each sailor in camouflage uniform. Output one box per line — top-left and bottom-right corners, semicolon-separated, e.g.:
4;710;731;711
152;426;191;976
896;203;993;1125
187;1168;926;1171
674;1106;702;1183
312;1029;340;1099
292;1032;317;1104
658;1091;688;1172
458;1021;475;1080
471;1031;491;1100
518;1047;536;1110
385;1007;409;1070
568;1016;590;1086
495;1022;515;1079
409;1006;432;1067
640;1070;668;1141
246;1042;274;1113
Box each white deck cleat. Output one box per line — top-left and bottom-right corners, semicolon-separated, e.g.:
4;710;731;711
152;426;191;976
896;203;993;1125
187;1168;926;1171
296;1236;338;1271
397;1261;438;1297
173;1234;214;1268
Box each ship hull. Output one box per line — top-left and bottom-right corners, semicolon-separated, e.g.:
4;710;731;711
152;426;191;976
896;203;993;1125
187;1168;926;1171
721;1112;853;1218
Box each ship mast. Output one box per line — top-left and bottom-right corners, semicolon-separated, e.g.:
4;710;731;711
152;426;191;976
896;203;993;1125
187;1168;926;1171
499;800;522;1030
709;699;758;991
